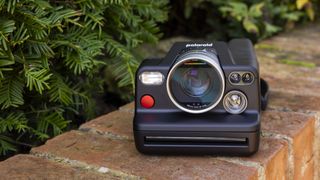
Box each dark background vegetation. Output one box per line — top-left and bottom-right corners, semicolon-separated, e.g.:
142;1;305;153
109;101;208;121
0;0;318;160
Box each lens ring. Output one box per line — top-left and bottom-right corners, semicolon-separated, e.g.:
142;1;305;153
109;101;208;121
166;51;225;114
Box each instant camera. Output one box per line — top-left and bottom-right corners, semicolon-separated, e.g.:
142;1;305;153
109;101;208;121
133;39;268;155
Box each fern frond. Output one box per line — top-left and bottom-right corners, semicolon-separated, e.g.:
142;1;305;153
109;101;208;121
37;110;70;136
29;128;49;140
105;36;139;88
12;23;30;46
83;11;104;30
48;75;73;105
53;29;104;74
25;67;52;94
0;135;16;155
136;21;160;44
0;57;15;78
70;83;90;111
0;19;16;50
65;51;92;74
48;7;82;27
32;0;52;10
0;112;29;133
0;77;24;109
105;36;133;59
26;40;54;56
110;57;138;89
6;0;18;14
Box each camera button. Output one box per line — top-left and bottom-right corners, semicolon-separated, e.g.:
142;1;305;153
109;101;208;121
242;73;254;83
229;73;241;84
140;95;155;108
223;91;248;114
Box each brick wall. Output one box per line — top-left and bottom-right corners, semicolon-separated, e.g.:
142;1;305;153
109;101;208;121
0;24;319;180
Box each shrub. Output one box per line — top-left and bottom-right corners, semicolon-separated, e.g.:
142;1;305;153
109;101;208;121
164;0;318;41
0;0;168;156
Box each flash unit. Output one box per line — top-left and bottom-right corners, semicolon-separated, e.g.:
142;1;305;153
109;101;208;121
139;72;164;85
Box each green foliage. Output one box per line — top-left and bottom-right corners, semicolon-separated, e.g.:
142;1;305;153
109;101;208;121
176;0;318;41
103;1;168;93
220;2;265;34
0;0;168;156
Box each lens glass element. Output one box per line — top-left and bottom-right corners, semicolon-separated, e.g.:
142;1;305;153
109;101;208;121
181;68;211;97
169;59;223;112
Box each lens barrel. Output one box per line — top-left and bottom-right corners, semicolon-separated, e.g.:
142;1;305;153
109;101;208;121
166;50;225;114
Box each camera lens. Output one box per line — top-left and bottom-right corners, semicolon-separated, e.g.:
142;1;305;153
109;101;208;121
167;50;225;114
181;68;211;97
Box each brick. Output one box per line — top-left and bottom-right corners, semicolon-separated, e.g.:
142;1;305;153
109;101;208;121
299;158;314;180
259;55;320;81
79;110;133;139
220;137;288;179
79;102;316;180
259;24;320;60
32;130;258;180
119;102;134;113
239;138;288;180
256;42;320;67
0;155;116;180
261;111;315;179
262;75;320;96
260;66;320;112
315;113;320;180
292;117;315;180
268;91;320;112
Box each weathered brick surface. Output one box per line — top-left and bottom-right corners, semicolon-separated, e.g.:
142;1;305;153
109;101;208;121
0;155;117;180
262;75;320;97
258;23;320;64
32;131;258;180
79;110;133;139
256;25;320;179
221;137;289;180
268;91;320;112
119;102;135;113
261;111;315;179
314;113;320;180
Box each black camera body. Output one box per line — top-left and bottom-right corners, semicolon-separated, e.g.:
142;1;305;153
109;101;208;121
134;39;262;156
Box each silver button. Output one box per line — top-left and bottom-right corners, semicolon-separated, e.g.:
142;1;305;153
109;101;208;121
223;90;248;114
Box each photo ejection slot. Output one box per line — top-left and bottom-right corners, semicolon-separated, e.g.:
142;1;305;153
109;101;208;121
144;136;248;147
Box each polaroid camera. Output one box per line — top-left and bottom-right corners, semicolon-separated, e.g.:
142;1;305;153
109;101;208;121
133;39;268;156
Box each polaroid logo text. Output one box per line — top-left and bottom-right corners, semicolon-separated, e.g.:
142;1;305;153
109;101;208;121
186;43;213;48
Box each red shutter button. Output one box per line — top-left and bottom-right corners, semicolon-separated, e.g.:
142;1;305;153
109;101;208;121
140;95;155;108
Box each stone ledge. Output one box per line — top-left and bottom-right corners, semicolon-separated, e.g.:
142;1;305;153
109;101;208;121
0;154;119;179
31;130;259;180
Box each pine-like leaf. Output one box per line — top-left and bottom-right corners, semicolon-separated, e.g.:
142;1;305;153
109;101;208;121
37;111;70;136
0;19;16;50
0;135;16;155
0;77;24;109
25;68;52;94
48;75;73;105
12;23;30;46
0;113;29;133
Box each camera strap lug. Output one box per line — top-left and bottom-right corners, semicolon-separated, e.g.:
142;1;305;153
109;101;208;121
260;78;269;111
